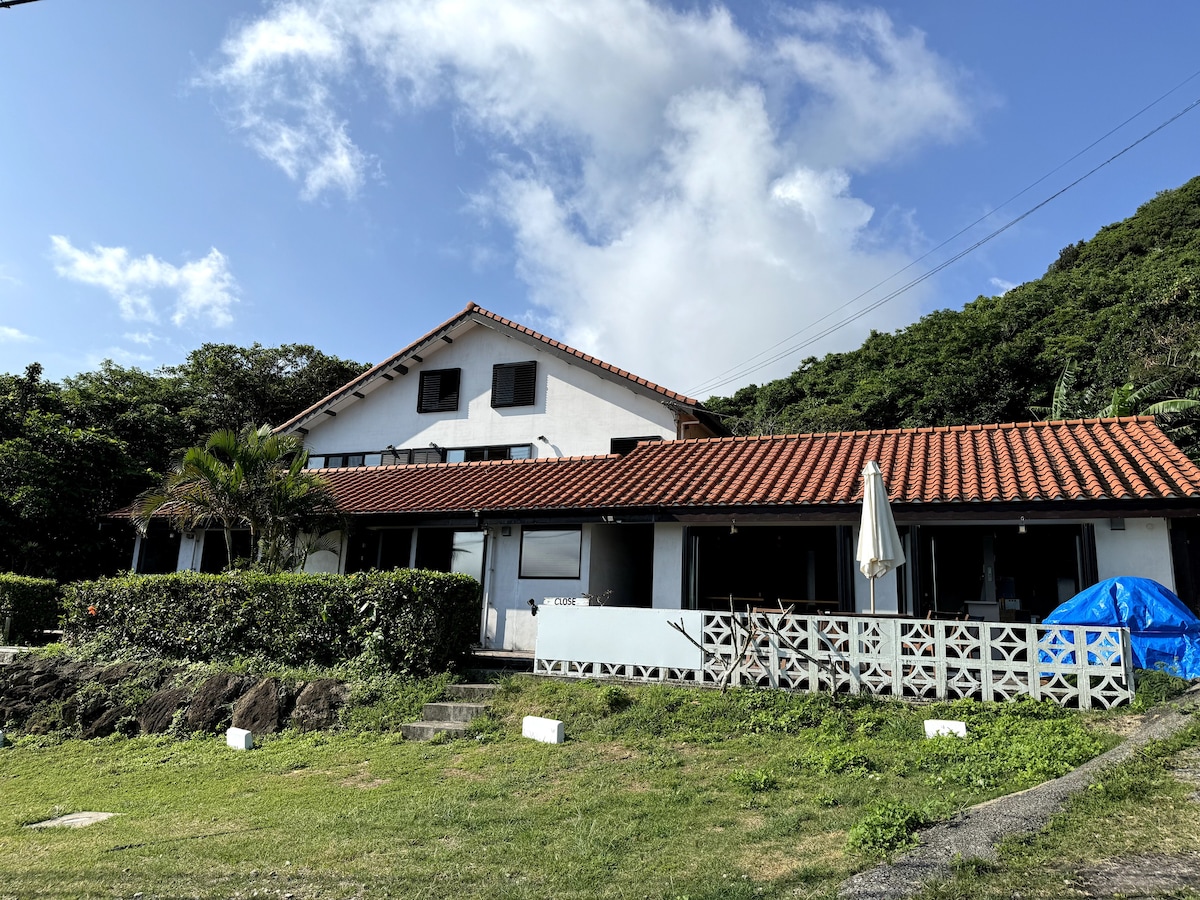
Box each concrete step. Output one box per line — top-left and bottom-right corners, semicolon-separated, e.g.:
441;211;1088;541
423;701;490;723
0;647;29;666
400;720;472;741
445;683;501;701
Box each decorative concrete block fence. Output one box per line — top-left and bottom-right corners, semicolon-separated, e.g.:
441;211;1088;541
535;608;1135;710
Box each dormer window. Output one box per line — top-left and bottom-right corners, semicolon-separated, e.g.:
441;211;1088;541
491;361;536;408
418;368;461;413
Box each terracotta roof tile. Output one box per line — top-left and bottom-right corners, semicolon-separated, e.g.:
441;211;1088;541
316;417;1200;516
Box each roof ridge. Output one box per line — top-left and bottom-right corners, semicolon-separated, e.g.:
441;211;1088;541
276;301;702;433
627;416;1160;446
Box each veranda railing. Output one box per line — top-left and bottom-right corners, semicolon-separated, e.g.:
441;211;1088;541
534;609;1135;710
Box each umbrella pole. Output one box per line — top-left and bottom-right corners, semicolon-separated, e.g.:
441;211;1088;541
870;576;876;615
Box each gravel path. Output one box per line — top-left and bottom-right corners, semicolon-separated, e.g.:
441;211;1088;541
837;686;1200;900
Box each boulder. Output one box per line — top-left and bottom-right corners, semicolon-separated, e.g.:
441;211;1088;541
232;678;289;735
289;679;349;731
138;687;190;734
96;660;140;685
184;673;248;733
84;706;134;739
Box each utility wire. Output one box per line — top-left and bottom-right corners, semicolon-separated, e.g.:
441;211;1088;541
686;70;1200;398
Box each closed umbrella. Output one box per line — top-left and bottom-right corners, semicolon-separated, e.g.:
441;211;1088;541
856;460;905;614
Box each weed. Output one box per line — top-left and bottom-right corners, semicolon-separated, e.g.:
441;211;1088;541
790;744;877;776
846;800;930;859
1131;666;1192;710
465;712;506;744
599;683;632;712
729;768;778;792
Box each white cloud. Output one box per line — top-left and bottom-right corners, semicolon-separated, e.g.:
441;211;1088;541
0;326;33;342
203;0;976;389
123;331;161;346
49;237;238;328
990;277;1016;295
84;347;155;370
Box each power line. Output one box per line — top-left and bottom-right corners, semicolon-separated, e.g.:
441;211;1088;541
686;72;1200;398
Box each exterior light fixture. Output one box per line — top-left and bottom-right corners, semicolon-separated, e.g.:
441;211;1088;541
1019;516;1027;535
538;435;549;444
730;520;738;535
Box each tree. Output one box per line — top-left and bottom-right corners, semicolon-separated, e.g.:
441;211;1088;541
168;343;368;433
0;366;137;581
133;425;340;573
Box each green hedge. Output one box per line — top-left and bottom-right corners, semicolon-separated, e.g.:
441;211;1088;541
60;570;480;675
0;574;61;644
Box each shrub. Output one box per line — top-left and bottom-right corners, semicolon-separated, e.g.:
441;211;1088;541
60;570;479;675
0;574;60;644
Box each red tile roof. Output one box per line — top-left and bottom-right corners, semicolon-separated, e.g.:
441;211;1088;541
317;417;1200;516
276;302;701;433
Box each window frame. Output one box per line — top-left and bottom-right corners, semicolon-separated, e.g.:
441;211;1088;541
417;367;462;413
491;361;537;409
519;526;583;579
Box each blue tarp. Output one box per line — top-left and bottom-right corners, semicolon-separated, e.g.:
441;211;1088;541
1043;577;1200;679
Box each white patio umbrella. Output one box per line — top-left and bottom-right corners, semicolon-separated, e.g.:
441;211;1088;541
856;460;906;614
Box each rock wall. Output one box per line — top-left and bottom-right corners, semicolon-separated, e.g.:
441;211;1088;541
0;655;349;739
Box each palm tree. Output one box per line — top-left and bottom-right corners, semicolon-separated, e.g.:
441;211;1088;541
133;425;340;572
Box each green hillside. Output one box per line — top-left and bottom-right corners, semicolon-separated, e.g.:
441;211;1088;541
706;175;1200;443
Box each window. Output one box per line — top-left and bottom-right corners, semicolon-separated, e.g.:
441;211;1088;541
520;527;582;579
312;452;381;469
491;361;537;408
446;444;534;463
410;447;444;464
610;436;663;455
418;368;461;413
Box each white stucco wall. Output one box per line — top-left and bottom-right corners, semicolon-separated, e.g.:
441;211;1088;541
299;530;345;574
482;524;594;652
178;532;201;571
652;523;685;609
299;323;679;458
1094;517;1176;590
536;607;703;669
851;524;901;614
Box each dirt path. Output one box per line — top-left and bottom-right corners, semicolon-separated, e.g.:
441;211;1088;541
838;687;1200;900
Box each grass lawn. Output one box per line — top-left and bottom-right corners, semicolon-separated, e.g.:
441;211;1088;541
913;720;1200;900
0;676;1130;900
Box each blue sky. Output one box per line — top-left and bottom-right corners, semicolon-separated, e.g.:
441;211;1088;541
3;1;1200;399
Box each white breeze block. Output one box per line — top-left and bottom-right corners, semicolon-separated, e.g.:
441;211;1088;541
522;715;565;744
225;727;253;750
924;719;967;739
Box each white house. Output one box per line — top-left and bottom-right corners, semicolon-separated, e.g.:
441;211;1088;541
131;305;1200;661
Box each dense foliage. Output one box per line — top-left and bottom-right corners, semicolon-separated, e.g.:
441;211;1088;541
0;574;60;644
60;570;480;675
0;345;367;581
707;175;1200;448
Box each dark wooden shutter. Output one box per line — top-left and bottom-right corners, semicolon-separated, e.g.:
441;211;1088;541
491;361;536;408
418;368;460;412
